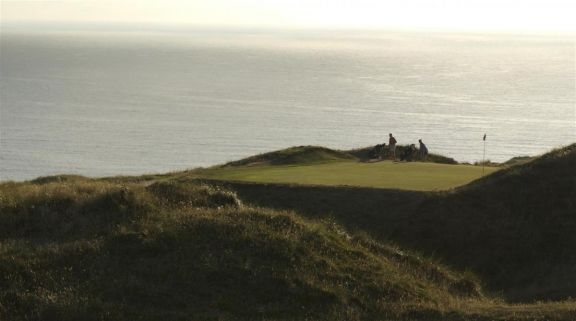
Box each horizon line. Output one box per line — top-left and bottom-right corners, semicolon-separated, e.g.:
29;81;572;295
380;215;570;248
3;20;575;36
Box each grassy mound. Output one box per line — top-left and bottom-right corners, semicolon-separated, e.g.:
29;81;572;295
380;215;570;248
224;146;357;167
419;143;576;301
1;178;488;321
347;145;458;164
500;156;535;167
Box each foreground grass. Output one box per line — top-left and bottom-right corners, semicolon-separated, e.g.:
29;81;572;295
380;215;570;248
2;176;574;320
197;160;498;191
0;178;479;320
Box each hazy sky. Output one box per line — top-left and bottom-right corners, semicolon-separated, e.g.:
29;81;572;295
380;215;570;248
2;0;575;31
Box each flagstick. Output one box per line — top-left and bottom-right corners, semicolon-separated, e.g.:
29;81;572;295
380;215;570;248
482;134;486;176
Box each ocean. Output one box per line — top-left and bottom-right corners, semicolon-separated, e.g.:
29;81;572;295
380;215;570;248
1;28;574;181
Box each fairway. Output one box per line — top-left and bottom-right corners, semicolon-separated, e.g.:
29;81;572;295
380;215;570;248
199;161;499;191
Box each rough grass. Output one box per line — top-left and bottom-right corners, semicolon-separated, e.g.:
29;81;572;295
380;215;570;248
0;178;491;321
197;160;498;191
223;144;457;169
2;177;574;320
346;145;458;165
500;156;535;167
223;146;357;167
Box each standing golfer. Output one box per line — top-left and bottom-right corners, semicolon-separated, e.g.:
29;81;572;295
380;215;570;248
389;133;397;160
418;139;428;160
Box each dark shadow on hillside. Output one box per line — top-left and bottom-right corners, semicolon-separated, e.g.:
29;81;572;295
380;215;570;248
195;179;426;232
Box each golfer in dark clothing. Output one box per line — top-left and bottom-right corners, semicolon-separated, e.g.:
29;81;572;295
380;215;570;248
418;139;428;160
389;133;397;160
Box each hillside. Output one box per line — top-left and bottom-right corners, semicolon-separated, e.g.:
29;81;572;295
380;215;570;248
1;145;575;320
225;145;457;168
205;144;576;302
346;145;458;164
0;177;486;321
2;175;575;320
407;144;576;301
223;146;357;167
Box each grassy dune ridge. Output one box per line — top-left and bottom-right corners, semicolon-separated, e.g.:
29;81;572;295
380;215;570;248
0;144;575;320
222;146;357;167
1;179;492;320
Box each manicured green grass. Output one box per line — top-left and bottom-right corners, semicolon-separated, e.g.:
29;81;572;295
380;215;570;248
199;160;499;191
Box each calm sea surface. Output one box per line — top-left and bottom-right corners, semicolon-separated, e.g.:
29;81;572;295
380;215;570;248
1;29;574;181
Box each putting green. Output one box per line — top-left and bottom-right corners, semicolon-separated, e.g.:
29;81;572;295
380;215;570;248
198;160;499;191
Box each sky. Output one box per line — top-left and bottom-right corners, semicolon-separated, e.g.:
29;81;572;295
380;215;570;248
2;0;576;32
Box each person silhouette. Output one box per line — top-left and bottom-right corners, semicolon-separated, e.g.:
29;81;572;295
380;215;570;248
389;133;397;160
418;139;428;160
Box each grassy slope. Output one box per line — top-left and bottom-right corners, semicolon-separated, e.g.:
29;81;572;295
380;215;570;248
199;148;497;191
223;146;357;167
0;178;506;321
412;144;576;301
346;145;458;165
1;145;575;320
1;176;574;320
211;144;576;302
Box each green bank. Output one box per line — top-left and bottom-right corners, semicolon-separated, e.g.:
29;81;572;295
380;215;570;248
198;160;497;191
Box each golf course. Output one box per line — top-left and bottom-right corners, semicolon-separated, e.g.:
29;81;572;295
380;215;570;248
1;144;575;320
198;160;497;191
193;145;498;191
